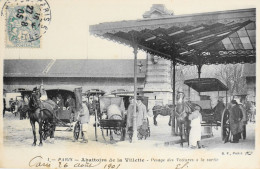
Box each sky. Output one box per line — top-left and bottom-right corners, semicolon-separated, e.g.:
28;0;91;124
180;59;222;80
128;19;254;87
1;0;258;60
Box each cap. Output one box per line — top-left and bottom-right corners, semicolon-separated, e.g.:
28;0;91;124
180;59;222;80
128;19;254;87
231;100;238;105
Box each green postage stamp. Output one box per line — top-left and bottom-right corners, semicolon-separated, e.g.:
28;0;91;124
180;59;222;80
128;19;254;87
3;0;51;48
6;5;41;48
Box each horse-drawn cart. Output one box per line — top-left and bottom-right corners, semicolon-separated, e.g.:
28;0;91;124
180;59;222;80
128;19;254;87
40;87;84;141
95;96;126;143
184;78;230;141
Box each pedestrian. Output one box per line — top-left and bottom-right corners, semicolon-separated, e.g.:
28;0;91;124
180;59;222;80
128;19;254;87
188;105;203;149
65;94;76;121
229;100;243;143
73;98;90;143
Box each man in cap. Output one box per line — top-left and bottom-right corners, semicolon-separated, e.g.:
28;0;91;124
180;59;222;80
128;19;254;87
136;96;148;131
73;97;90;143
229;100;243;143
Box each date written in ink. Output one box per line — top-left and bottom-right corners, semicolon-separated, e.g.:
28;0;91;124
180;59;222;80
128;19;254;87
104;163;121;169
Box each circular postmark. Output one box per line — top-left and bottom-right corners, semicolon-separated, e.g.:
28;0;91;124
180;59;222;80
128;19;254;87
1;0;51;47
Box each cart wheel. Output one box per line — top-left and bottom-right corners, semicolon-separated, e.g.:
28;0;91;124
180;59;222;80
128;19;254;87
221;109;230;143
73;121;81;141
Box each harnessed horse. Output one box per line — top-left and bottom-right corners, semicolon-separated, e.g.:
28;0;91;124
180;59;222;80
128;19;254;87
28;88;58;146
152;105;174;126
175;91;200;147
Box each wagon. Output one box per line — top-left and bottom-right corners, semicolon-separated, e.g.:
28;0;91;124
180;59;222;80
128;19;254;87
184;78;230;142
95;96;127;143
40;87;84;141
111;90;151;141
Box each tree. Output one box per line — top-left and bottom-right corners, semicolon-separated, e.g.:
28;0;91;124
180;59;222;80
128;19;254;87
214;64;247;96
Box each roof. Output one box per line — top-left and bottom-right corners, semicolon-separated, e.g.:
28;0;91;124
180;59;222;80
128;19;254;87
4;59;146;78
90;8;256;65
242;63;256;77
184;78;229;92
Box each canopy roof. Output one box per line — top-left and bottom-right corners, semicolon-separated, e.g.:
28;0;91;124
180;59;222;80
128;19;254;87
184;78;228;92
90;8;256;65
85;89;106;97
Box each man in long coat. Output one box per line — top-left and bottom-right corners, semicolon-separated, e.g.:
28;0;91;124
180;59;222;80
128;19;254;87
229;100;243;143
136;97;148;129
213;97;225;121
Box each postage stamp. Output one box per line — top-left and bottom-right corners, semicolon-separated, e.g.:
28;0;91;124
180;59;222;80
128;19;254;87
2;0;51;48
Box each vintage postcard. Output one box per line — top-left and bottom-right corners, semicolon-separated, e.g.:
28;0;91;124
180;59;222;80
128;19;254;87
0;0;259;168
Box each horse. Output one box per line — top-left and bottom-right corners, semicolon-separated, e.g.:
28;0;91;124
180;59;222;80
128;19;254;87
28;89;58;146
152;104;174;126
16;99;30;120
175;91;200;147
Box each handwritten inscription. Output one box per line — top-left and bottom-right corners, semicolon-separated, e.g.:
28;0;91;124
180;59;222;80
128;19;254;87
29;156;51;168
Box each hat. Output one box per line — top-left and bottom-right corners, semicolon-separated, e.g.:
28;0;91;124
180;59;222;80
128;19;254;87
218;96;224;101
231;100;238;105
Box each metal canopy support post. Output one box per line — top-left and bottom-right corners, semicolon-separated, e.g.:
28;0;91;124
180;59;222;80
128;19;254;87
197;64;202;96
132;43;138;142
226;91;228;105
171;57;176;136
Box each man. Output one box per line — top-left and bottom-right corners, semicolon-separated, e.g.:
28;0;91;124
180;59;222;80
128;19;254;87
136;97;148;129
213;97;225;121
56;94;64;108
39;84;48;101
234;97;247;140
65;94;76;121
229;100;243;143
74;98;90;143
126;97;135;129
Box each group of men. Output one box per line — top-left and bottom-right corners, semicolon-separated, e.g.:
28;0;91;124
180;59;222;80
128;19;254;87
52;94;76;113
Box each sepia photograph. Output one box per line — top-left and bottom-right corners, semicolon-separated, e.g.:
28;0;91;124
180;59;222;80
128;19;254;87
0;0;259;168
